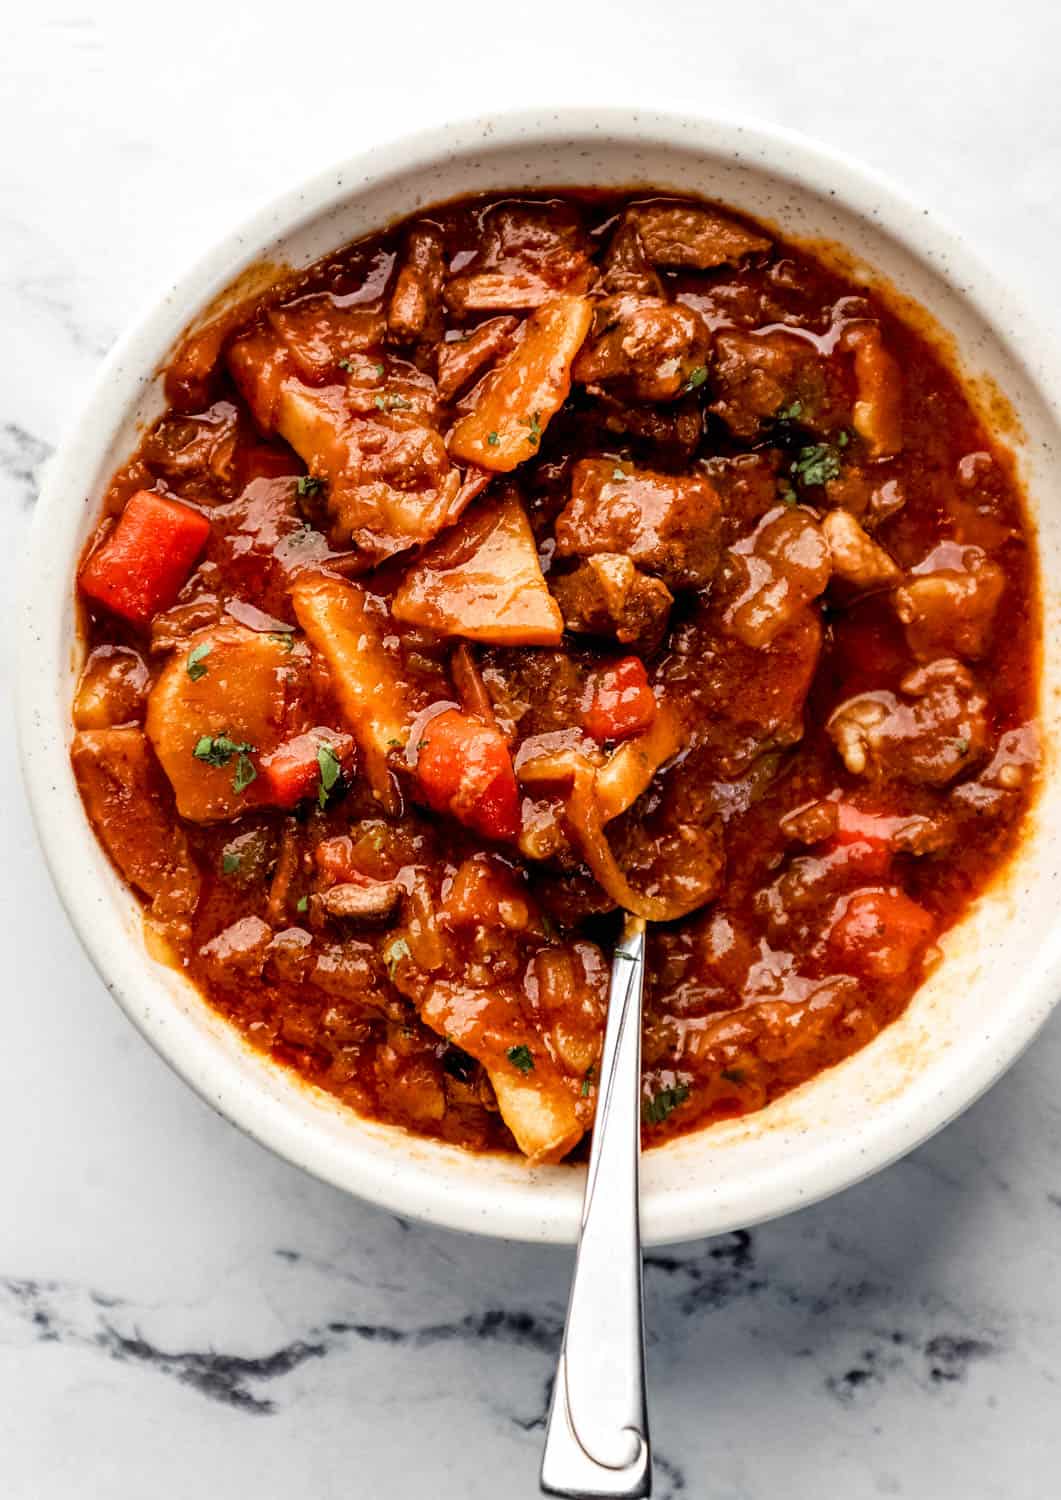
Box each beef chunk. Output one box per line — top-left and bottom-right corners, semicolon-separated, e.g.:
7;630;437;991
551;555;673;651
573;294;710;403
555;458;722;589
894;542;1005;660
445;202;592;313
710;329;831;439
387;224;446;344
719;507;831;648
828;658;989;786
629;202;771;269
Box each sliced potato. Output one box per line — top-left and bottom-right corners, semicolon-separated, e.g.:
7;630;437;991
418;978;584;1163
71;727;200;917
391;494;563;646
447;294;593;473
146;625;307;822
291;574;408;811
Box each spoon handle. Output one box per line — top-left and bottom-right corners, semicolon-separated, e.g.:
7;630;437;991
540;916;651;1499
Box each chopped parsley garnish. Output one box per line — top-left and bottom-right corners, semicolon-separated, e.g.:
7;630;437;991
386;737;404;749
642;1083;690;1125
525;411;542;448
507;1044;534;1073
775;399;804;423
953;736;970;756
221;851;241;876
338;358;354;372
682;365;708;393
374;393;413;412
296;895;309;914
385;937;411;982
777;479;799;507
374;362;385;378
486;431;500;447
296;475;323;496
192;733;257;794
316;742;342;809
186;643;211;681
791;442;843;488
270;631;295;652
540;912;557;941
581;1066;595;1098
612;466;628;482
837;428;850;447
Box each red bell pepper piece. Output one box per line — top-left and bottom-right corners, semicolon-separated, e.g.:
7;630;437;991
415;709;520;841
79;490;210;627
827;888;935;981
582;656;657;743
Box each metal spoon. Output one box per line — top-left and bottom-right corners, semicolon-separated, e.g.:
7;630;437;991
540;914;651;1498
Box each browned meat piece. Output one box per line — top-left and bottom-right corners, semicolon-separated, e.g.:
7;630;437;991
822;509;901;590
141;401;240;494
266;296;386;383
318;880;402;920
71;728;200;919
703;452;785;546
589;392;702;464
600;218;663;296
824;467;906;530
610;763;726;914
710;329;830;439
629;202;771;269
666;606;823;775
842;322;902;458
387;224;445;343
573;294;710;403
436;316;519;400
199;916;273;983
894;542;1005;660
828;658;989;785
719;506;831;648
551;555;674;650
555;458;722;589
445;202;593;313
73;646;150;729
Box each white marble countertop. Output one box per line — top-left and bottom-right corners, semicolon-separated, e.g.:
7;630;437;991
4;3;1061;1496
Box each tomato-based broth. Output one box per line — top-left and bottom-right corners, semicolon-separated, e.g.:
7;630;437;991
71;191;1039;1163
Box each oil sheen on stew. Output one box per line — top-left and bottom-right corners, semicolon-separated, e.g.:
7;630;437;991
71;190;1040;1164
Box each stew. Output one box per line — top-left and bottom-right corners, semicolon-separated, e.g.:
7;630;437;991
71;189;1039;1163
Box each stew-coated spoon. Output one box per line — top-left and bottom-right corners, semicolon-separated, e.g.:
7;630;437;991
540;914;651;1498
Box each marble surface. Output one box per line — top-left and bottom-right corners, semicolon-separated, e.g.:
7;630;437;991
4;3;1061;1495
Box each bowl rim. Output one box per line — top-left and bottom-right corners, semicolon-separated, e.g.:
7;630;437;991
18;105;1061;1245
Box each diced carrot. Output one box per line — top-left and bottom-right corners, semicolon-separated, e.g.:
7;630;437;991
80;490;210;627
259;731;354;808
827;888;935;981
415;709;520;841
582;657;657;742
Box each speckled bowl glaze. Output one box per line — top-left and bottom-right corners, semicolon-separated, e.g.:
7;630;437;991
18;110;1061;1245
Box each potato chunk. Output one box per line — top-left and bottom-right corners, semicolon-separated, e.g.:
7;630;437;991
291;574;408;811
71;727;200;917
146;625;308;822
391;493;563;645
447;295;593;472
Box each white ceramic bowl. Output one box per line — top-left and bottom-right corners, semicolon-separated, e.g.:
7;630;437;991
19;109;1061;1245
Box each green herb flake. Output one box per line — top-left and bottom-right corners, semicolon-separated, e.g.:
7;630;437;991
837;428;850;448
374;362;385;378
232;752;257;795
192;733;256;769
953;736;970;756
507;1044;534;1073
541;913;557;941
296;475;323;496
221;851;241;876
385;936;411;982
581;1066;595;1098
642;1083;690;1126
777;479;799;507
296;895;309;914
374;393;413;412
486;431;500;447
682;365;708;394
525;411;542;448
269;631;295;652
775;399;804;423
612;467;628;482
186;643;211;681
338;358;355;372
791;442;843;489
316;742;342;809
